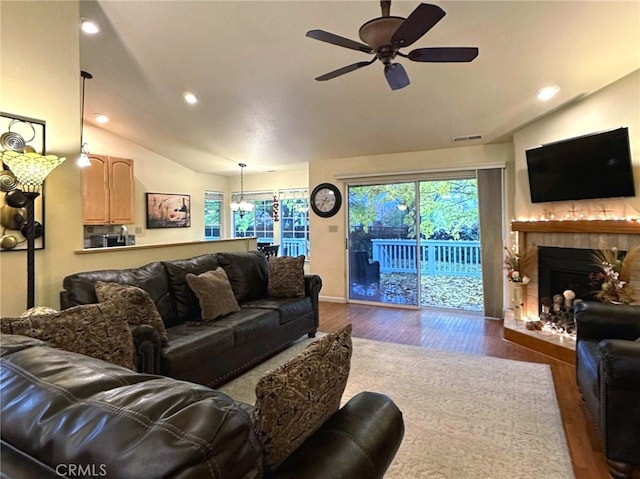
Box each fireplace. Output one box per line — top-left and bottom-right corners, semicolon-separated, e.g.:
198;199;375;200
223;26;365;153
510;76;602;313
503;220;640;364
538;246;602;305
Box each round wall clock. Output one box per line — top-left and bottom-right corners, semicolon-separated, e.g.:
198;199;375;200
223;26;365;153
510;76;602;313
310;183;342;218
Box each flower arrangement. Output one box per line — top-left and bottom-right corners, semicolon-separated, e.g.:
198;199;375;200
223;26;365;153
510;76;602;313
589;244;640;304
504;245;536;284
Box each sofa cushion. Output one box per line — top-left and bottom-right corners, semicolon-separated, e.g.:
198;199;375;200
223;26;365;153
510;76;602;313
162;254;220;322
243;297;313;325
252;324;353;470
268;255;305;298
216;251;269;302
61;261;179;327
215;308;280;346
186;268;241;321
0;302;134;369
95;281;169;346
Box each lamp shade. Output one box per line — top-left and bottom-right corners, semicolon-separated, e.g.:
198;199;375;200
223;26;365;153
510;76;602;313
1;151;66;191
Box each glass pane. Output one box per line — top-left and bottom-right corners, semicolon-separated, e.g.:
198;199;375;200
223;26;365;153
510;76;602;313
279;197;309;257
348;182;418;306
418;178;483;311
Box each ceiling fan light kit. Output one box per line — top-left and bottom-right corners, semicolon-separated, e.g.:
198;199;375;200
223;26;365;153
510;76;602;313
306;1;479;91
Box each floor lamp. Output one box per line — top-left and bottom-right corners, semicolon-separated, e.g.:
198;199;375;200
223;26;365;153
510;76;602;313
1;150;66;309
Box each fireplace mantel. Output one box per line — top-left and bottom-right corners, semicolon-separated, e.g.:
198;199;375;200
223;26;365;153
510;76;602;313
511;219;640;234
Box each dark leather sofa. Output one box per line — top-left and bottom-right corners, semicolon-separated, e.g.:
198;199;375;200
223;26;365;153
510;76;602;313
574;301;640;479
0;334;405;479
60;251;322;388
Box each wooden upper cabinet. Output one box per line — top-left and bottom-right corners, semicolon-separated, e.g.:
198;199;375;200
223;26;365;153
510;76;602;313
108;157;135;224
82;154;135;225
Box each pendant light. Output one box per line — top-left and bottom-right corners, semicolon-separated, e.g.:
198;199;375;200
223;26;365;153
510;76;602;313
77;70;93;167
230;163;254;218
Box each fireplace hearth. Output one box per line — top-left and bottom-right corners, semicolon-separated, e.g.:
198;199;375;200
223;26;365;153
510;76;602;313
504;220;639;364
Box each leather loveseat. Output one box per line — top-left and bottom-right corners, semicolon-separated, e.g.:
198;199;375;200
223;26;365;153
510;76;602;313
0;334;405;479
60;251;322;388
574;301;640;479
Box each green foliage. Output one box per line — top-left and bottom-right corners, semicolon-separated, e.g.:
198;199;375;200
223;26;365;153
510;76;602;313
348;179;479;240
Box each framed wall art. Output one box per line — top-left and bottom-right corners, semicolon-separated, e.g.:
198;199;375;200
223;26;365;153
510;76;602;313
146;193;191;228
1;112;47;252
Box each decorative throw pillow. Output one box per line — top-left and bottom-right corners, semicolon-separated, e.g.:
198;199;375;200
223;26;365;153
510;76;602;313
0;301;134;369
20;306;58;317
186;268;241;321
268;255;305;298
95;281;169;346
252;324;353;470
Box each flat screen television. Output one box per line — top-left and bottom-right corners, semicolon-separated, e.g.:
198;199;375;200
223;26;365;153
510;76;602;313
526;127;635;203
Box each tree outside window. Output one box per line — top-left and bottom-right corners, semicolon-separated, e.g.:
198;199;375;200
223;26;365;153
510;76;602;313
204;191;223;239
279;189;309;258
232;192;274;243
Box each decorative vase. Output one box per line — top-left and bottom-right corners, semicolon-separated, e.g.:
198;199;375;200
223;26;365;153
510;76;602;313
512;283;526;320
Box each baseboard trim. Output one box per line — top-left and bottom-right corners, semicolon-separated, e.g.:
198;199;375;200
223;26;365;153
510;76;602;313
319;295;346;303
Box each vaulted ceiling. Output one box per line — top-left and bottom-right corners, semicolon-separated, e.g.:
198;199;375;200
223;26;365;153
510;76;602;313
79;1;640;175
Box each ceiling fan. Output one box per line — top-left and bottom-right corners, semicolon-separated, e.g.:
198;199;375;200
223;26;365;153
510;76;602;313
306;1;479;90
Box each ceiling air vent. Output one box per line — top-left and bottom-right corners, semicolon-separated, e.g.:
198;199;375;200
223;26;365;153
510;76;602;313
452;134;483;143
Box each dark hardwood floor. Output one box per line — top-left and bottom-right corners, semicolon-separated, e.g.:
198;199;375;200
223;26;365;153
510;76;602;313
318;301;635;479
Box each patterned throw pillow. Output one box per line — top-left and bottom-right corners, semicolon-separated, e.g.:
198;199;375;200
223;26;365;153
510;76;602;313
0;301;134;369
95;281;169;346
252;324;353;470
186;268;241;321
267;255;305;298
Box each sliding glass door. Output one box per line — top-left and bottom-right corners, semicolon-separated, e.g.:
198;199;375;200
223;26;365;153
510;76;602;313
348;182;418;305
347;177;483;311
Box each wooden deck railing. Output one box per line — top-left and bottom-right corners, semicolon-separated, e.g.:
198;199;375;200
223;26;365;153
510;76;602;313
371;239;482;277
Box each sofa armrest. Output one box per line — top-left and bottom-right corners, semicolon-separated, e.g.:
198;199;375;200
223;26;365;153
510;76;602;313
575;301;640;342
598;339;640;388
304;274;323;331
131;324;162;374
271;391;404;479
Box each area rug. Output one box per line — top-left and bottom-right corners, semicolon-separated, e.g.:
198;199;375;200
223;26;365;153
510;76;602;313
219;335;575;479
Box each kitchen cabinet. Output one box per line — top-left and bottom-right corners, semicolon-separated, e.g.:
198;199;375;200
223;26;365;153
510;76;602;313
82;154;135;225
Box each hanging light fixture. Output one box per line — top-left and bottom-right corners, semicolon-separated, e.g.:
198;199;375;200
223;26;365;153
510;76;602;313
230;163;254;218
77;70;93;167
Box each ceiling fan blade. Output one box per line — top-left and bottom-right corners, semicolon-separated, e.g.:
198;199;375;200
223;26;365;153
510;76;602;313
315;59;376;81
306;29;373;54
384;63;410;91
391;3;446;48
408;47;479;62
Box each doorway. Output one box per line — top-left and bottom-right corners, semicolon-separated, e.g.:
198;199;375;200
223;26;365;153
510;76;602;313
347;178;483;311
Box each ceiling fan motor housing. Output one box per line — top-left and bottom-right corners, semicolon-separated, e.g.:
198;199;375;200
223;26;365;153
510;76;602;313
359;16;404;51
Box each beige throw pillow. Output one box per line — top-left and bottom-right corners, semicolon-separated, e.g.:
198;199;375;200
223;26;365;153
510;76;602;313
0;302;134;369
252;324;353;470
268;255;305;298
95;281;169;346
186;268;241;321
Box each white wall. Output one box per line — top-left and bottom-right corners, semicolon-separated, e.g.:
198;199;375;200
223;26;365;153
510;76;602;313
308;144;514;301
513;70;640;220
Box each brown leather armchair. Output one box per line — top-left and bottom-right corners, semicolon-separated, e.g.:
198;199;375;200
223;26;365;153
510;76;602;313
574;301;640;479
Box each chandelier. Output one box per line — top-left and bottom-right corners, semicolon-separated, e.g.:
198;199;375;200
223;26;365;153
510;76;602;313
230;162;254;218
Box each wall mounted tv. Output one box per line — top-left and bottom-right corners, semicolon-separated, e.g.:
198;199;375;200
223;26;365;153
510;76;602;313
526;127;635;203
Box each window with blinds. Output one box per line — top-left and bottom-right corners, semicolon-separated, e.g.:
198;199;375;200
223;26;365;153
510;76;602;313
232;190;274;243
279;188;309;258
204;191;223;239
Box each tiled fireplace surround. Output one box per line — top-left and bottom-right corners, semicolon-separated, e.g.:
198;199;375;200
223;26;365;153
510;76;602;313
504;220;640;364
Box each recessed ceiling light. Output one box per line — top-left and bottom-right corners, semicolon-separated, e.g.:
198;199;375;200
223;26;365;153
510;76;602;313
81;18;101;35
94;113;109;124
183;92;198;104
537;85;560;101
